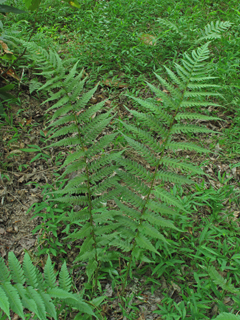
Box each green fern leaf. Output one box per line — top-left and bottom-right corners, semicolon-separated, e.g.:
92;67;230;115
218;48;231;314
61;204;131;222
25;286;47;320
66;222;92;240
154;187;186;212
175;112;221;121
22;253;38;288
167;142;210;153
110;239;132;252
44;256;57;289
160;157;205;175
1;282;25;320
215;313;240;320
35;266;47;290
171;124;216;135
38;290;57;320
79;237;95;257
126;96;172;123
59;262;72;292
136;234;160;255
197;21;232;43
139;222;169;243
143;211;180;230
0;256;10;282
147;201;179;216
63;60;79;84
60;149;85;168
118;158;154;182
208;266;239;294
121;134;158;166
158;18;181;34
0;286;10;318
14;283;41;320
47;289;95;316
86;260;98;282
156;170;193;185
8;252;25;285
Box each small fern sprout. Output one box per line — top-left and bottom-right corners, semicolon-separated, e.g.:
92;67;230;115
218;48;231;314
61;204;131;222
115;42;222;291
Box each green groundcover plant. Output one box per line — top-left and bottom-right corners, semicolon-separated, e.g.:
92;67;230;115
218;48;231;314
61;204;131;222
1;20;239;317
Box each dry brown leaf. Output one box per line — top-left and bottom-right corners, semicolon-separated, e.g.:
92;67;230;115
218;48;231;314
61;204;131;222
6;68;20;81
102;79;128;88
139;33;157;46
0;40;13;54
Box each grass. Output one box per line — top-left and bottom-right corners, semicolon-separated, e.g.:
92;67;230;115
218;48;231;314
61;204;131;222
1;0;240;319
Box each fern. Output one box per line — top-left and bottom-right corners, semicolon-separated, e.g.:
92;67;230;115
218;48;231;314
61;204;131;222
197;21;233;43
113;42;222;290
0;252;95;319
158;19;232;44
16;40;123;289
208;266;239;294
18;39;223;295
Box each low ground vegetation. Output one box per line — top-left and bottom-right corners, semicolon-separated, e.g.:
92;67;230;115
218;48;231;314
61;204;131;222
0;0;240;319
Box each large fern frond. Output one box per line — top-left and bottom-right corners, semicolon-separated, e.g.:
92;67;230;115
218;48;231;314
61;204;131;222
115;43;222;285
18;42;123;285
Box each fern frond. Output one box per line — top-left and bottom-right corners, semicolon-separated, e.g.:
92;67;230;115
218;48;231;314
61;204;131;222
120;121;164;153
158;18;181;34
208;266;239;294
196;21;232;43
89;149;122;171
146;82;177;110
114;198;141;219
124;108;169;135
25;287;47;320
47;289;95;316
91;175;120;195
